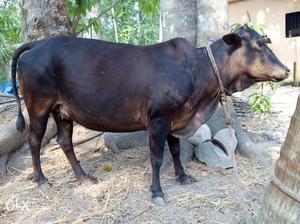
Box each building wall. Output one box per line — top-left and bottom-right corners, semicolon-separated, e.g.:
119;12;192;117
229;0;300;81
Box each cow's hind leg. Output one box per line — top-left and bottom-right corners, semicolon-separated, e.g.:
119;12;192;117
148;117;170;206
26;98;55;185
52;111;98;184
167;135;196;185
28;114;50;185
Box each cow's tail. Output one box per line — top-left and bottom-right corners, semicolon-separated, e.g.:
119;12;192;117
11;40;45;131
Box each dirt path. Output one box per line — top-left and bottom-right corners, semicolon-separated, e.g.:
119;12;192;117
0;86;299;224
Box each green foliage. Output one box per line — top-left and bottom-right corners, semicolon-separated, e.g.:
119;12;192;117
230;23;242;32
250;92;271;114
104;0;159;44
249;81;278;114
0;45;16;72
67;0;99;33
0;0;159;86
0;0;22;85
231;22;265;35
138;0;159;15
68;0;159;45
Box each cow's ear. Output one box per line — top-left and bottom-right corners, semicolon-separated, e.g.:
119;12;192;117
222;33;242;45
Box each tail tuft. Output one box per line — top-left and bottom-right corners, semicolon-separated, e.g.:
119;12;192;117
16;109;26;131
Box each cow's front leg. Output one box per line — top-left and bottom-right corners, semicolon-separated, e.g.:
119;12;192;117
148;117;170;206
167;135;196;185
52;111;98;184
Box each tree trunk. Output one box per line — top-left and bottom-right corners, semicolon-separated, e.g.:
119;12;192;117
258;94;300;223
21;0;72;42
196;0;228;47
0;110;57;154
160;0;197;45
0;0;73;180
159;0;197;166
20;0;73;142
111;6;118;42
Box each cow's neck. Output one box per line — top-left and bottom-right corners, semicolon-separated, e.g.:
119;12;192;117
192;44;224;105
208;40;231;91
172;43;226;138
209;41;257;94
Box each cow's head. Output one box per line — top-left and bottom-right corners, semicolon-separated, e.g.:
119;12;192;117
215;26;289;94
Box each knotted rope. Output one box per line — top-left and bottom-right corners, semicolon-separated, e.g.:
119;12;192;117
206;45;248;221
206;45;232;127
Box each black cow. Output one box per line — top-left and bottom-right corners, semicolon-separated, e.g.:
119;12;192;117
11;26;289;205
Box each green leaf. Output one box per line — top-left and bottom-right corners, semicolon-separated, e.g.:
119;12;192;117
230;21;267;37
0;2;22;82
264;96;271;106
138;0;159;15
92;21;100;34
230;23;242;31
249;22;265;35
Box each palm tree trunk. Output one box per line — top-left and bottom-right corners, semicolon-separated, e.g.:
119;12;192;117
21;0;72;42
257;95;300;223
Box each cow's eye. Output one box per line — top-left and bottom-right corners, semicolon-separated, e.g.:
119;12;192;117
257;40;265;47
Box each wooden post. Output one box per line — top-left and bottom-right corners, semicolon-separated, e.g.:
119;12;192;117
293;61;296;85
257;94;300;223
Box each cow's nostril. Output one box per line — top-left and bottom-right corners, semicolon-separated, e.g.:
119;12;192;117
286;68;290;73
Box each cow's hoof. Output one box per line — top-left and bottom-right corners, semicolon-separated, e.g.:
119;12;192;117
177;174;196;185
77;173;99;184
27;173;49;185
152;196;166;206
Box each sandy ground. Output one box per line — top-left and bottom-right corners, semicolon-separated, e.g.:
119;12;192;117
0;86;299;224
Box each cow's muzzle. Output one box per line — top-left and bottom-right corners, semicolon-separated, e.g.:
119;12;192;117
273;67;290;82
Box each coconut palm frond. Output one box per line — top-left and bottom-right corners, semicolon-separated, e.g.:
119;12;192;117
0;43;21;83
0;44;16;64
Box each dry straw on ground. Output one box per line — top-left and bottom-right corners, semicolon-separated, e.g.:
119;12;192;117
2;86;299;223
0;142;271;223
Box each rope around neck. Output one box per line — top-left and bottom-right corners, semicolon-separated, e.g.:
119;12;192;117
206;45;248;221
205;46;232;127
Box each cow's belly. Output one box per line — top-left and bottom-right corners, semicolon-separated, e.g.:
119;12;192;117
76;119;146;132
54;99;148;132
170;94;220;139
